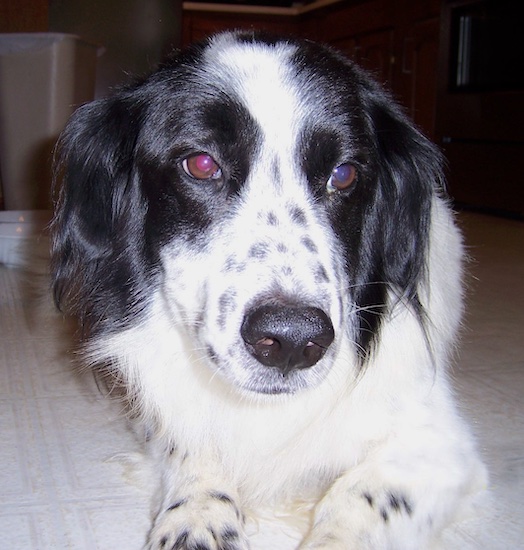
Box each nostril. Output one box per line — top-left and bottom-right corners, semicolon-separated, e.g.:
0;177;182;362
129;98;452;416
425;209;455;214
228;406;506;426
241;304;334;375
303;341;325;366
251;337;280;361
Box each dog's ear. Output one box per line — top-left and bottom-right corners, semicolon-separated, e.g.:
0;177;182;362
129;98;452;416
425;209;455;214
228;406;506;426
51;95;147;329
363;86;443;305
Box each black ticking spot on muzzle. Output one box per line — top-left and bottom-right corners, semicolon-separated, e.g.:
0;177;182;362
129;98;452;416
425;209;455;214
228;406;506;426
240;304;334;375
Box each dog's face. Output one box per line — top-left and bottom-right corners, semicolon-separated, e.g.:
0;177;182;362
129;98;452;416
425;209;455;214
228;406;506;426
52;32;440;396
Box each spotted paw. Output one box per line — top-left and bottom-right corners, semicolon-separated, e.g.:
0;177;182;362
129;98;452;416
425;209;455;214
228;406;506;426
147;492;249;550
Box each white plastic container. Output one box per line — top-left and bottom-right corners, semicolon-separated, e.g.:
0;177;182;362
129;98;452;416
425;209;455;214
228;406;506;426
0;209;51;267
0;34;99;210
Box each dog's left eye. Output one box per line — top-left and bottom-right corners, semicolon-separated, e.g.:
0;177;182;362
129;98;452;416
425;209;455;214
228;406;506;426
326;163;356;193
182;154;222;180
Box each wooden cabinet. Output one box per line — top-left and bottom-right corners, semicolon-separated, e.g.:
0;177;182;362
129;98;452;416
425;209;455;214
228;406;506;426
182;9;299;45
315;0;395;86
393;18;440;139
0;0;48;33
182;0;440;139
436;0;524;216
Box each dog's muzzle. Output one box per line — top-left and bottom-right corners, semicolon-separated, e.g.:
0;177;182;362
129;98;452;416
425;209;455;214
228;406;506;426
241;305;335;376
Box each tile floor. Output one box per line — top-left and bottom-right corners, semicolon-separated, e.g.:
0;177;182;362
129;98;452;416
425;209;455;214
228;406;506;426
0;212;523;549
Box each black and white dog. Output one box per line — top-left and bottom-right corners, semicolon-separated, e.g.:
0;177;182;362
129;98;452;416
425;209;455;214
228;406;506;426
52;31;486;549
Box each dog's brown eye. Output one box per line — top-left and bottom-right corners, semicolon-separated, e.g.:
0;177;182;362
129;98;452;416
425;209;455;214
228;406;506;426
327;163;356;193
182;154;222;180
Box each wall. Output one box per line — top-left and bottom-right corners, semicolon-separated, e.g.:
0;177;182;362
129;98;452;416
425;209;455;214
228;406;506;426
0;0;49;32
49;0;182;98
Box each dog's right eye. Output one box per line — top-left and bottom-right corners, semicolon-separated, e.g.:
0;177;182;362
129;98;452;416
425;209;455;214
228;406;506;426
182;154;222;181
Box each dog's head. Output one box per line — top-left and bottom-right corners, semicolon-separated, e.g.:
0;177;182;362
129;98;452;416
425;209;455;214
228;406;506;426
52;31;442;395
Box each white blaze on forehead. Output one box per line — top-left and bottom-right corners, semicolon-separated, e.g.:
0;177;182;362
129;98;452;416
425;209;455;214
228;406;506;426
204;35;301;151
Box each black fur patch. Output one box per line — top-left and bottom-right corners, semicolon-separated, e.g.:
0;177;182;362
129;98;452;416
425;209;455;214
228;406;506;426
208;491;235;504
379;492;414;523
315;264;330;283
248;243;269;259
217;290;237;330
388;492;413;516
266;212;278;226
167;499;188;511
288;205;308;226
208;491;243;522
301;236;318;254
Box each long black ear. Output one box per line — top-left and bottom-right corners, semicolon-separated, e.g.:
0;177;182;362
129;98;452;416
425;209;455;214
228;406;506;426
369;84;442;305
351;77;443;355
51;94;148;333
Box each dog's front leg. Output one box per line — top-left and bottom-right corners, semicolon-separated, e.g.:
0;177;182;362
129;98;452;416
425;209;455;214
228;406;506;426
299;442;482;550
146;446;250;550
299;475;418;550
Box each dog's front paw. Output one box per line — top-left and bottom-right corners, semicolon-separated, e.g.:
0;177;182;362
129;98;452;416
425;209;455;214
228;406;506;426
147;492;250;550
299;485;418;550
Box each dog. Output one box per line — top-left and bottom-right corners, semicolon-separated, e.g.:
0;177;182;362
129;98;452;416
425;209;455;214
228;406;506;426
51;31;486;549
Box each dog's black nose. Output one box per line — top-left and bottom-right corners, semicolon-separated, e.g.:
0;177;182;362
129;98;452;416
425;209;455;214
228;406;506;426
241;305;334;375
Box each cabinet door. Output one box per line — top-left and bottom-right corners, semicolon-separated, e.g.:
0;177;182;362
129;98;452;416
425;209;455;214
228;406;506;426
182;11;298;46
329;29;394;89
396;18;440;139
356;29;394;87
329;36;359;63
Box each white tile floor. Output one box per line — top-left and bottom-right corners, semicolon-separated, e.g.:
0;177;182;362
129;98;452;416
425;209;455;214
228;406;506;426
0;212;523;549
